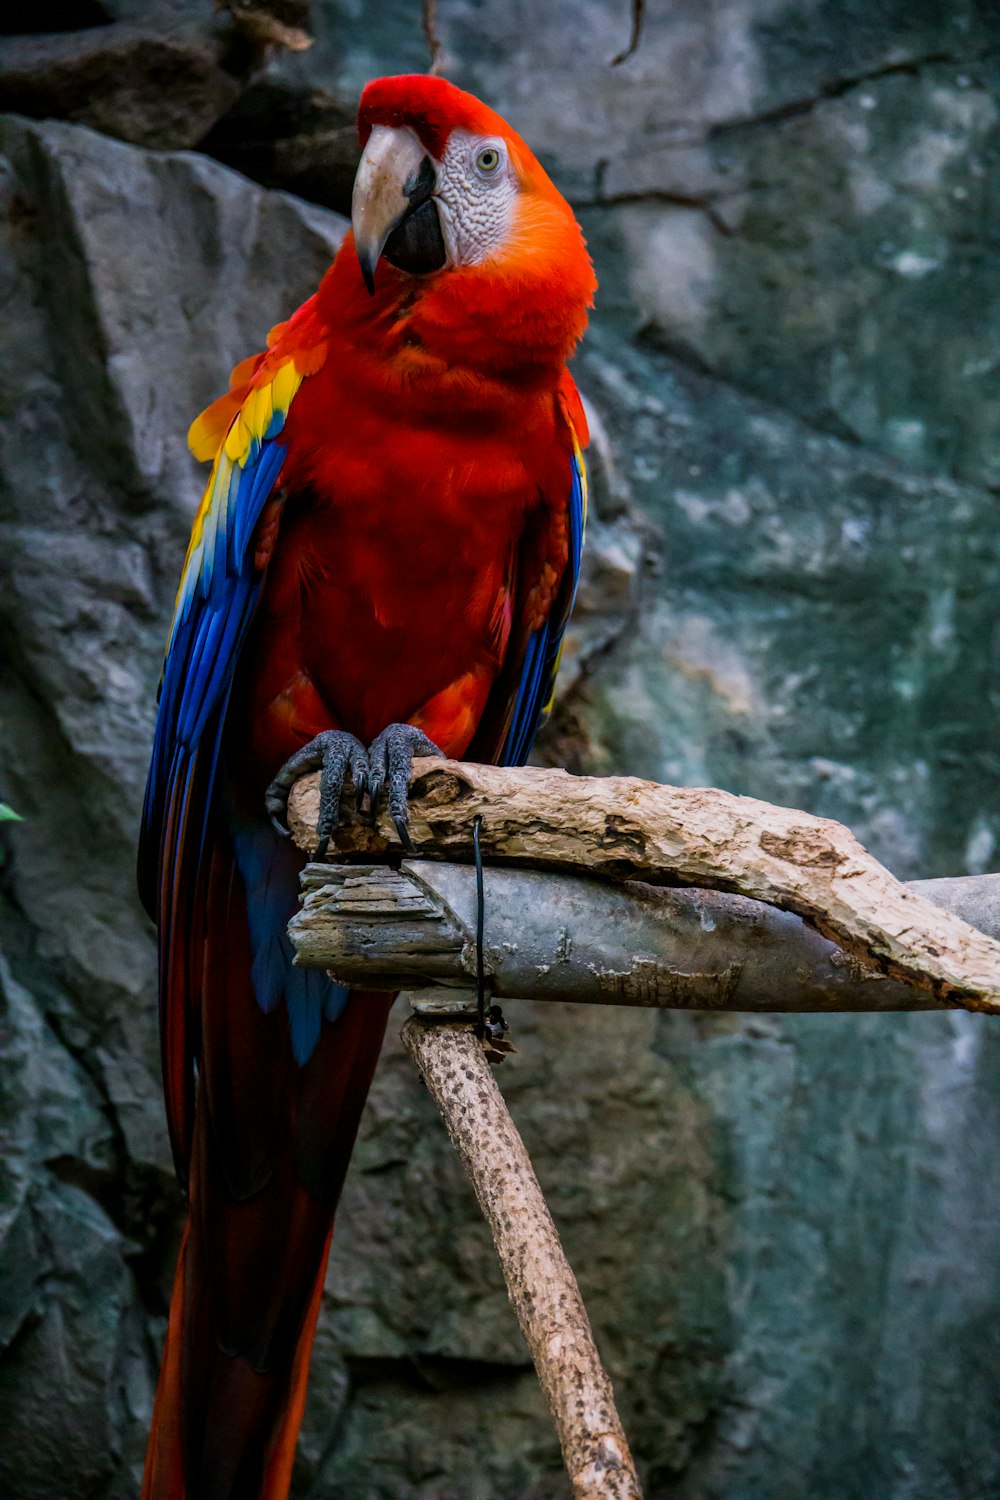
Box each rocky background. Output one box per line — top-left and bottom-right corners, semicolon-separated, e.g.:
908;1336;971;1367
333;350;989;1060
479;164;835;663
1;2;999;1497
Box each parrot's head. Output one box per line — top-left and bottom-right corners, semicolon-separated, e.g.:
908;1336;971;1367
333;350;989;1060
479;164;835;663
350;74;595;361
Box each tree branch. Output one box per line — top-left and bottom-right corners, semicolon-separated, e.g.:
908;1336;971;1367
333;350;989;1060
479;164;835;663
422;0;444;75
286;762;1000;1499
286;760;1000;1013
400;1015;643;1500
290;862;1000;1012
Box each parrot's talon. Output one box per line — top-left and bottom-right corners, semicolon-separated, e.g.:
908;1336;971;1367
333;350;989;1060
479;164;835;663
367;723;443;849
264;782;292;834
367;776;383;819
266;729;369;854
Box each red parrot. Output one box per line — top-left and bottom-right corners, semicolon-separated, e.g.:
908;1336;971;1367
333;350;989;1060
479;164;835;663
138;73;595;1499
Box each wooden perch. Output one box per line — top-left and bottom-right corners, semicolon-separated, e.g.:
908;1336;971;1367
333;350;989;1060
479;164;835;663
290;862;1000;1012
287;759;1000;1013
401;1014;642;1500
284;762;1000;1499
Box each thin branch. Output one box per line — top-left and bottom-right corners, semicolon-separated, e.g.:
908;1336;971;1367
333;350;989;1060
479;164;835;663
422;0;444;75
611;0;645;66
285;759;1000;1013
401;1015;643;1500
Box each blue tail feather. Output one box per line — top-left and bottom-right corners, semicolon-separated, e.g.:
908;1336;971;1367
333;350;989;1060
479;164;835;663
230;818;348;1062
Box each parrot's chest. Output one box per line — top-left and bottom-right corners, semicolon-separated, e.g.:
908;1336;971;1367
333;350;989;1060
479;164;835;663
237;433;539;760
293;433;528;621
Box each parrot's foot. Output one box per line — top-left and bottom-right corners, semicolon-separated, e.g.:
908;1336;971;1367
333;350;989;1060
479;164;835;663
366;724;443;853
265;730;368;855
264;725;442;856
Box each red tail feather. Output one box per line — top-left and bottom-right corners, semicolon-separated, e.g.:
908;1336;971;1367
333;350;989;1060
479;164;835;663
143;988;393;1499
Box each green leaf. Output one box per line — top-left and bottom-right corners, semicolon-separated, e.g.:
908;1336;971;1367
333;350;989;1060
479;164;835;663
0;802;23;823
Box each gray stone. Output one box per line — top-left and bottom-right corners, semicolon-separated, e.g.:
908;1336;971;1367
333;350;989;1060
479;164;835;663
198;77;359;213
0;26;243;150
0;114;346;1498
572;327;1000;879
0;117;345;1180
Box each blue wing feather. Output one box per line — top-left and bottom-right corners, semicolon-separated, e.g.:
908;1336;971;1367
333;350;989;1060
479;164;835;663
139;359;348;1120
140;443;282;898
498;440;587;767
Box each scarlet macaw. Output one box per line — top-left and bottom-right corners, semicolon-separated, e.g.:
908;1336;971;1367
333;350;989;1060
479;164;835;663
138;73;596;1498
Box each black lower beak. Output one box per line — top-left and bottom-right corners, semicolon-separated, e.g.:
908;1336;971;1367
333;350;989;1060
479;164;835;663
382;198;447;280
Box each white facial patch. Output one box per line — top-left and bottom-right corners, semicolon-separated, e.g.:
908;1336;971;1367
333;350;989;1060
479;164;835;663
434;129;519;267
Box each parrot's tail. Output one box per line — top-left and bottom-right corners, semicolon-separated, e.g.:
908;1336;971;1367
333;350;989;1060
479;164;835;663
141;985;395;1500
140;1213;331;1500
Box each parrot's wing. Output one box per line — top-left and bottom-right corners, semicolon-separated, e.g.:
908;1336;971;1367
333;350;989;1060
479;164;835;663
137;303;326;1173
473;381;588;767
139;356;304;907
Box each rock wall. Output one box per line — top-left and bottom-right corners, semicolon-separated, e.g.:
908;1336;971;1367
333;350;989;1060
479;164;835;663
1;4;998;1498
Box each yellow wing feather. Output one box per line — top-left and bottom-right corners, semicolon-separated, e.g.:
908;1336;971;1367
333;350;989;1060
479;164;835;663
175;354;306;615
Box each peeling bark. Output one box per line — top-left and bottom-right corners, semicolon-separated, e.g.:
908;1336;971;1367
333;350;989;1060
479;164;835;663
287;760;1000;1013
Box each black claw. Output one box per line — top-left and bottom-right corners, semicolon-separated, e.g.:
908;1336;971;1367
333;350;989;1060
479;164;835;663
265;729;369;853
366;723;443;849
264;785;292;835
393;815;415;854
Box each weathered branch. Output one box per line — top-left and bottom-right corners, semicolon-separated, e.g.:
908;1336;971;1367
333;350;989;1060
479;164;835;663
287;763;1000;1498
290;862;1000;1012
287;760;1000;1012
400;1015;642;1500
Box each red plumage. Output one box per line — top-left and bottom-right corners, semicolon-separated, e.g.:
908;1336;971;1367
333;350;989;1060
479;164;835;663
141;73;595;1499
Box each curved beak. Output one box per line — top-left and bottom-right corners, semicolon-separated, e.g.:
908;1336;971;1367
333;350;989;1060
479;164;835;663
352;125;437;294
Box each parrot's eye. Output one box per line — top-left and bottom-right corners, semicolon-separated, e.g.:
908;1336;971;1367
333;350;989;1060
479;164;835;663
475;145;503;177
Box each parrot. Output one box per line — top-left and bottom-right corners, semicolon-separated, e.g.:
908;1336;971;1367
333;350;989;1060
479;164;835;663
137;72;596;1499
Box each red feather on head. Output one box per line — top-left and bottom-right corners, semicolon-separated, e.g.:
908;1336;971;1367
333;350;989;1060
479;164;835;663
358;72;511;158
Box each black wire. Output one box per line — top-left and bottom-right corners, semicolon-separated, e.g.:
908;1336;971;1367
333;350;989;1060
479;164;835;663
473;813;486;1036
